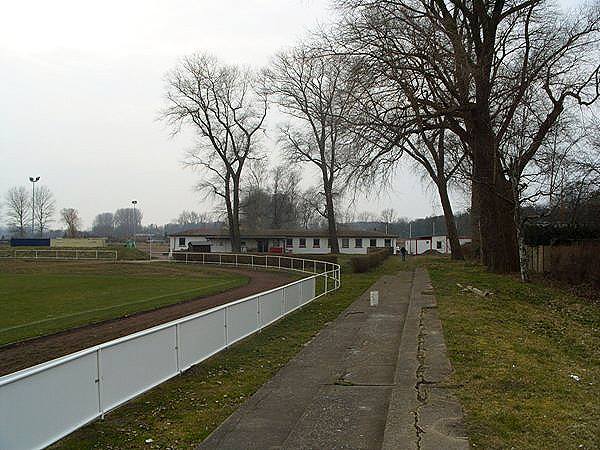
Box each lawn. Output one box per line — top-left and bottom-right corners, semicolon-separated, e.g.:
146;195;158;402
52;256;404;449
0;261;248;345
427;258;600;449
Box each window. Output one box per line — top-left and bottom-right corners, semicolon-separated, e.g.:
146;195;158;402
342;238;349;248
299;238;306;248
313;238;320;248
370;239;377;247
384;239;392;247
286;238;293;248
436;241;442;250
355;238;363;248
178;237;186;246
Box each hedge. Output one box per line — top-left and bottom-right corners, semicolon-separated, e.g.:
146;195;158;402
350;248;391;273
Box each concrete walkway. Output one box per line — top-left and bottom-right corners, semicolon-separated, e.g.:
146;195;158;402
198;268;469;450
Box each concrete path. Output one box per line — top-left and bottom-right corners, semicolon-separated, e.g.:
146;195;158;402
198;268;469;450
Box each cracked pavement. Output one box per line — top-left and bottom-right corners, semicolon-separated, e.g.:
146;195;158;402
198;268;469;450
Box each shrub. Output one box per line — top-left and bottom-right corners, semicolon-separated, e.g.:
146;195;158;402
350;249;390;273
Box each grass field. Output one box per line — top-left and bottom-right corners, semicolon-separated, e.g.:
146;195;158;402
428;258;599;449
0;261;248;345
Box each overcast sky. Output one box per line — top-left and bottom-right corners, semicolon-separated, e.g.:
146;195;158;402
0;0;581;228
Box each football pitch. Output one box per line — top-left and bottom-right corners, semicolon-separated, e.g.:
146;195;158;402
0;260;248;346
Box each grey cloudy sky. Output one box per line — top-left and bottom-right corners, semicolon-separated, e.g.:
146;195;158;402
0;0;580;228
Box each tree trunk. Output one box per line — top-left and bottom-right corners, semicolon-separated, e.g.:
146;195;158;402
231;180;242;253
470;180;481;261
511;179;530;282
324;181;340;254
469;113;519;273
437;181;464;260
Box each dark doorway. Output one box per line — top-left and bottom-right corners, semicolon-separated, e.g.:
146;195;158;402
257;239;269;252
189;243;211;252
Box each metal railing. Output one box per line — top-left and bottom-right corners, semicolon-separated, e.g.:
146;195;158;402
1;249;118;262
0;253;340;450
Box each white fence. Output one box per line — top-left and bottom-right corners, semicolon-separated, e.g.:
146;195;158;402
1;249;118;262
0;253;340;450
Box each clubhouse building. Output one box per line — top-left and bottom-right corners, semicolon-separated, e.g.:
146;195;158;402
169;229;398;255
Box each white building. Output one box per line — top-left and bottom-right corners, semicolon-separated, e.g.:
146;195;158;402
403;235;471;255
169;229;397;255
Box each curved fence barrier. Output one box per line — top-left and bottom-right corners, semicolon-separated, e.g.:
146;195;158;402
0;253;340;450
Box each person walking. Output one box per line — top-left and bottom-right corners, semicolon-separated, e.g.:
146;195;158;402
400;246;407;261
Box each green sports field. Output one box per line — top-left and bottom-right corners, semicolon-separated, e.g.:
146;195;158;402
0;261;248;346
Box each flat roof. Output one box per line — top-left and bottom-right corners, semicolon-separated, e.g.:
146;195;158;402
170;228;398;239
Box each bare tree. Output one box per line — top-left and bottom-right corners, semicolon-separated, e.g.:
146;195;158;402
114;208;142;238
177;210;210;226
333;0;600;272
92;212;115;237
161;53;268;252
61;208;81;238
4;186;30;236
266;45;360;253
33;186;55;236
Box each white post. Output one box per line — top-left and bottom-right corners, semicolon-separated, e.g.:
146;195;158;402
185;253;188;264
325;273;328;293
175;323;181;373
95;250;98;260
96;348;104;418
219;254;222;265
236;254;238;267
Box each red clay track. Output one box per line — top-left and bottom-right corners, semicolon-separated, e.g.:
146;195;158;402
0;268;294;377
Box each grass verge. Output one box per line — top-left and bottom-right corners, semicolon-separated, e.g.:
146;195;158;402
426;258;599;449
0;261;248;345
53;256;404;449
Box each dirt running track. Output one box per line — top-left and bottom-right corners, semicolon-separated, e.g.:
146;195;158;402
0;268;295;377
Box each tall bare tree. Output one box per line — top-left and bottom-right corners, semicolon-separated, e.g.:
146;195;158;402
4;186;30;236
266;46;360;253
162;53;268;252
33;186;55;236
333;0;600;272
61;208;81;238
92;212;114;237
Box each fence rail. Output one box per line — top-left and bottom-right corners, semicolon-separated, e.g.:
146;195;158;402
0;253;340;450
0;249;118;262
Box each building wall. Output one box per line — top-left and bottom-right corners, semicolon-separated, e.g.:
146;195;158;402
170;235;396;255
404;236;471;255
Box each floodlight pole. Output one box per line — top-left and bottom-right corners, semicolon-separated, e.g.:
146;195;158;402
131;200;138;239
29;176;40;235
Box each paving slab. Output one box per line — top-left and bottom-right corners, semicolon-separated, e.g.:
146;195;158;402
198;268;468;450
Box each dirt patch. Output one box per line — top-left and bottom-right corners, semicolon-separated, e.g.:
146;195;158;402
0;268;294;377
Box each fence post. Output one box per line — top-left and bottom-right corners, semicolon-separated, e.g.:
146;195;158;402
203;253;205;265
175;323;181;373
35;250;38;259
325;272;328;294
96;348;104;418
236;254;238;267
278;256;281;269
185;253;188;264
219;254;222;266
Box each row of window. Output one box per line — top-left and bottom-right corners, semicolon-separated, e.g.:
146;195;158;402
179;237;393;248
288;238;392;249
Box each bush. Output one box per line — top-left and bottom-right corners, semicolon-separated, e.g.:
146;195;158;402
350;249;390;273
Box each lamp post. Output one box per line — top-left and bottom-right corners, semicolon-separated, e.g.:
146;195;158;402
131;200;138;239
29;176;40;235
